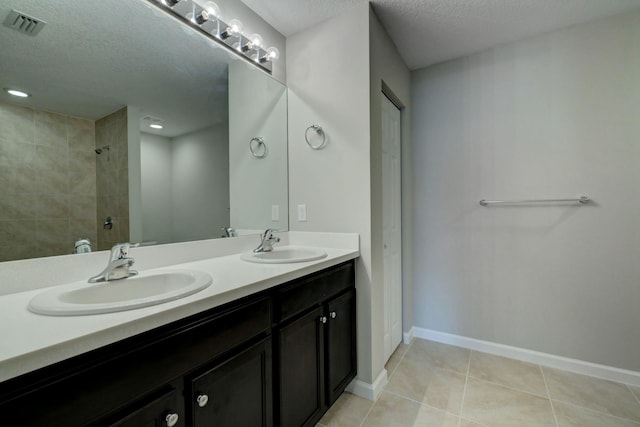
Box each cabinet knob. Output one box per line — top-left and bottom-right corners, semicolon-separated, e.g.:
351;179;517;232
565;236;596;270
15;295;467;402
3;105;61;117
330;311;337;319
196;394;209;408
165;412;179;427
319;316;327;324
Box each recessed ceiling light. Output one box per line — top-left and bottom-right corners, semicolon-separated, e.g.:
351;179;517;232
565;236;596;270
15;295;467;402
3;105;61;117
150;123;164;129
4;88;31;98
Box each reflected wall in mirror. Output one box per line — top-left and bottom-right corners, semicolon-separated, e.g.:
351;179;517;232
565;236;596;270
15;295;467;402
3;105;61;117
0;0;288;261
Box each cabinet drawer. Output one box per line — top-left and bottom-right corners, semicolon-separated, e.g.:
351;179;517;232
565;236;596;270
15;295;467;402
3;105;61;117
275;262;355;323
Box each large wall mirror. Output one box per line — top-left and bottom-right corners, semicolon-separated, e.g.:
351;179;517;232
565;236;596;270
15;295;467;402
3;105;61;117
0;0;288;261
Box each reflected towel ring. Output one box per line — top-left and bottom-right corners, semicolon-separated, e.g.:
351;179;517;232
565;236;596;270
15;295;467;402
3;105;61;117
249;137;267;158
305;124;326;150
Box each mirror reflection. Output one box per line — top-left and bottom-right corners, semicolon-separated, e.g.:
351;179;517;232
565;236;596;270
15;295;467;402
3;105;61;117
0;0;288;261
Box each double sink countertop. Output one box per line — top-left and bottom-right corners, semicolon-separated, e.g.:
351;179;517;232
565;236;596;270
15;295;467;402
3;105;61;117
0;232;359;383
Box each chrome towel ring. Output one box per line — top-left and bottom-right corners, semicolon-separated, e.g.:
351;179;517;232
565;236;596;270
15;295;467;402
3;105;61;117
249;137;267;158
305;124;326;150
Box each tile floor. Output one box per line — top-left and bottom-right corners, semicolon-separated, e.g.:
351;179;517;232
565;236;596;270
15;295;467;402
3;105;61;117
317;339;640;427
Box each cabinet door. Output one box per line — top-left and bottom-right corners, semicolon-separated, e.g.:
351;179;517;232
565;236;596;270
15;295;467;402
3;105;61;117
189;338;272;427
109;387;182;427
278;306;326;427
326;289;357;405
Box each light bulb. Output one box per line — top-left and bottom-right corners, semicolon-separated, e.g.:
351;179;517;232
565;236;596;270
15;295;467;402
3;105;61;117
266;47;279;60
220;18;243;39
150;124;163;129
228;19;243;35
249;33;263;49
201;1;220;19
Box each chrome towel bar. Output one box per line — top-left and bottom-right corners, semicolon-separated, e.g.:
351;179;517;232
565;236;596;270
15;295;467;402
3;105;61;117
479;196;590;206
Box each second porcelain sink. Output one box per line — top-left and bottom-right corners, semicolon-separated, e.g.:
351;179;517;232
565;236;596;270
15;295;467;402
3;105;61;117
241;247;328;264
28;269;212;316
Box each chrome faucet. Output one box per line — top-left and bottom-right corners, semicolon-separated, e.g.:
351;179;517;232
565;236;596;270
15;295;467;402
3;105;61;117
253;229;280;253
88;243;139;283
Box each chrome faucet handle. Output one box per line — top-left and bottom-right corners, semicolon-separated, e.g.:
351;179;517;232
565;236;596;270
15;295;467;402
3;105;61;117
263;228;279;239
109;242;139;261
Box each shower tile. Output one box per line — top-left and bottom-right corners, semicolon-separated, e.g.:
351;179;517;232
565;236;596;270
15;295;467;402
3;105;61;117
0;103;34;144
317;392;373;427
0;167;36;195
118;195;129;219
35;110;67;148
36;145;68;170
36;194;70;219
35;165;68;195
461;378;555;426
404;339;470;375
459;420;485;427
542;367;640;422
386;354;466;414
630;385;640;402
0;140;36;168
553;401;640;427
362;392;459;427
0;243;36;262
468;351;547;397
69;196;97;222
386;343;410;378
0;194;37;220
67;117;95;151
0;220;36;242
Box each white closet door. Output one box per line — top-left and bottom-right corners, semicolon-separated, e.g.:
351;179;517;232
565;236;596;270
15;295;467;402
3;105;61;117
382;94;403;362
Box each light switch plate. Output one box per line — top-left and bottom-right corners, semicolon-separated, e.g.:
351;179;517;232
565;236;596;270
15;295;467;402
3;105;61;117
271;205;279;221
297;204;307;222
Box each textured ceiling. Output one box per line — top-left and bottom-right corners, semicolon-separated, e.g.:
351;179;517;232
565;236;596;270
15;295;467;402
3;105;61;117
240;0;640;69
0;0;238;136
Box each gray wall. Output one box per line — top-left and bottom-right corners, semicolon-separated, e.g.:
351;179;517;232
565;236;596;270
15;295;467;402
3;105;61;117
287;4;379;386
140;126;229;244
228;62;288;235
411;11;640;371
369;7;413;345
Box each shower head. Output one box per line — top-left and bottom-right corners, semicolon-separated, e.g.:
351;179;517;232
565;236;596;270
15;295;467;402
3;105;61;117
95;145;110;155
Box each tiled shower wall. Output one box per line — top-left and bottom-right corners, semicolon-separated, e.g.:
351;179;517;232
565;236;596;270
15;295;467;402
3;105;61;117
95;107;129;251
0;102;97;261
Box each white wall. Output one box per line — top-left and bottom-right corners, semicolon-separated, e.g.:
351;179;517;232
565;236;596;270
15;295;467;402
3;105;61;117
369;7;413;346
228;62;288;233
287;4;377;385
172;126;230;242
140;132;173;244
411;11;640;372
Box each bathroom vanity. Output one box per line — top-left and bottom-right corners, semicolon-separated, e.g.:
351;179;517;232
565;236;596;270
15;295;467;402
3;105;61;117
0;242;357;427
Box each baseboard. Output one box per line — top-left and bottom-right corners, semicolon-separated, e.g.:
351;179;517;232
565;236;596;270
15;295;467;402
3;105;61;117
403;327;414;345
413;327;640;387
345;368;388;401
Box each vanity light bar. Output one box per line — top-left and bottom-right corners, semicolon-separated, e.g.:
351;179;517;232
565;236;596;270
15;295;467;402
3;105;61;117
149;0;276;74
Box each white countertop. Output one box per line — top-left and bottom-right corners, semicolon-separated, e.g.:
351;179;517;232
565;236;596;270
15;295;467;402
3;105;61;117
0;232;359;383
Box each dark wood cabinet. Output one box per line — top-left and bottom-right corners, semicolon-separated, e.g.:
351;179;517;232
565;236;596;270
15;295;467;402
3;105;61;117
108;387;183;427
0;260;356;427
188;338;272;427
326;289;357;405
278;306;326;427
276;262;357;427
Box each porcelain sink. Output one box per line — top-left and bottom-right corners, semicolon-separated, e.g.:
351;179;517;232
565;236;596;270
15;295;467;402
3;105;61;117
240;247;328;264
28;269;212;316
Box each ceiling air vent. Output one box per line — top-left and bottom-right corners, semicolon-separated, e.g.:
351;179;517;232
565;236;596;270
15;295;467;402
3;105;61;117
3;10;46;36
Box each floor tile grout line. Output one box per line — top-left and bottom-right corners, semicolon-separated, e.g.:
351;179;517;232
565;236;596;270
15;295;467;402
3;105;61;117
466;373;554;401
357;395;378;427
627;384;640;405
540;364;560;427
383;389;461;419
549;397;640;425
457;349;472;427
